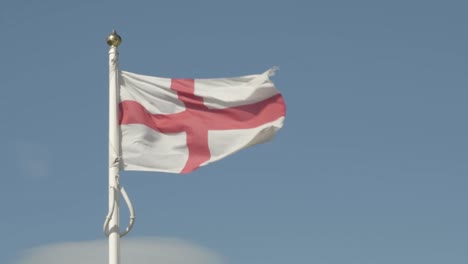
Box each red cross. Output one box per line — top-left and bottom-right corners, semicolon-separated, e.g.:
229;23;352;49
120;78;286;173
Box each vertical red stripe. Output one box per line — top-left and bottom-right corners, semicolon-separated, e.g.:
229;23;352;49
171;79;211;173
181;129;210;173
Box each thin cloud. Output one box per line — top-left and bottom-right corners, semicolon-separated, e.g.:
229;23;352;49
16;237;226;264
12;140;51;179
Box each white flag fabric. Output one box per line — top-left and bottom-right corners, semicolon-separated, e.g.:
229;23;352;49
118;68;286;173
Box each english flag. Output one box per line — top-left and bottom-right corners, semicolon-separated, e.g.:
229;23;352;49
118;68;286;173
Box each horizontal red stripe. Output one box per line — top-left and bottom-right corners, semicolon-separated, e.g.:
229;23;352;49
119;94;286;132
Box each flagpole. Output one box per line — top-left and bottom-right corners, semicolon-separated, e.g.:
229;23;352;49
107;30;122;264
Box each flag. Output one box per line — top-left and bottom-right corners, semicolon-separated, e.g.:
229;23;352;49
118;68;286;173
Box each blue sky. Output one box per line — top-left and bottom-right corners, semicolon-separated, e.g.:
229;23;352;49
1;0;467;263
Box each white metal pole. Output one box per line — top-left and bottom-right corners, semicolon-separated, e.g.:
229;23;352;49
107;30;122;264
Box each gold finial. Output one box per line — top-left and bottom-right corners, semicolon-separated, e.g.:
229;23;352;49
106;30;122;47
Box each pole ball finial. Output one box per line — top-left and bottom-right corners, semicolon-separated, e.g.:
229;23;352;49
107;30;122;47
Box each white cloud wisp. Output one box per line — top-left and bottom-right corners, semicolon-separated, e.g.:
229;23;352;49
17;237;226;264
